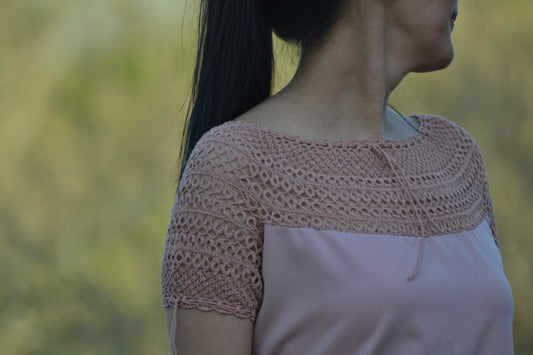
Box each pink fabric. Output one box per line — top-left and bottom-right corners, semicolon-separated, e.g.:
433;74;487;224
161;114;514;353
254;221;513;354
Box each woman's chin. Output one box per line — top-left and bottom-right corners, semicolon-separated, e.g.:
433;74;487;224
413;44;455;73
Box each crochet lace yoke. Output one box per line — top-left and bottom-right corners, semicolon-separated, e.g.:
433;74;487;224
161;114;498;321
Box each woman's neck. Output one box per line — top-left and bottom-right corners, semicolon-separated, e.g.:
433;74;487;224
269;1;410;141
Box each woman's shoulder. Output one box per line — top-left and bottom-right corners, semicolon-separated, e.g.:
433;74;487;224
417;114;480;148
413;115;481;161
419;114;489;181
179;120;266;189
187;120;257;163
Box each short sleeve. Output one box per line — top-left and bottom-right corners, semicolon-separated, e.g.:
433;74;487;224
161;132;263;321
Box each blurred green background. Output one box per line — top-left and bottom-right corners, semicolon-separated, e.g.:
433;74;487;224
1;0;531;354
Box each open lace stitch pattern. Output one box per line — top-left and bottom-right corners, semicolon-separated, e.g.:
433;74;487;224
161;115;498;322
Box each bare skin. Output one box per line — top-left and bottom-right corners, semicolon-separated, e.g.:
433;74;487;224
168;0;458;353
236;0;456;141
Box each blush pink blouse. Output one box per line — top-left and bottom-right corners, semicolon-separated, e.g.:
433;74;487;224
161;115;514;354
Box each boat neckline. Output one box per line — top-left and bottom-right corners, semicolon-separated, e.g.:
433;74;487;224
225;114;429;148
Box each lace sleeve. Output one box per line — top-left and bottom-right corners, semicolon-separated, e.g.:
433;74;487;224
450;120;500;247
472;143;499;247
482;172;499;247
161;133;263;321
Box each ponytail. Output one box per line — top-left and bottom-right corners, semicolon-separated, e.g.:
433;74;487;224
177;0;274;181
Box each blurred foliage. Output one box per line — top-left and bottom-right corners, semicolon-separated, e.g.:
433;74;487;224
0;0;531;354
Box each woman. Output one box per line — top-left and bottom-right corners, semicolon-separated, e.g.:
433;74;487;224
161;0;514;354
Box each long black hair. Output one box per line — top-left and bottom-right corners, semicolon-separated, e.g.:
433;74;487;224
177;0;346;181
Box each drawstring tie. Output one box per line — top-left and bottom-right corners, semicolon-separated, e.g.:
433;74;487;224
370;145;440;281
